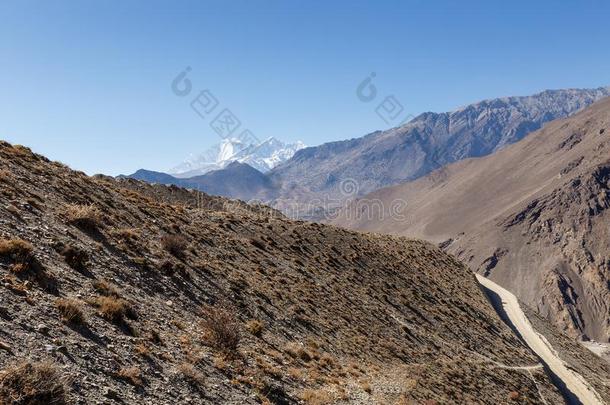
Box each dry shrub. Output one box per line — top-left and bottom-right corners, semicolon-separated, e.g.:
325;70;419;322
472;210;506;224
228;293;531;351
0;361;69;405
200;306;240;354
55;298;86;325
0;169;11;183
64;204;102;231
116;367;142;386
134;343;151;358
11;145;33;157
287;367;303;381
159;259;177;276
212;356;228;371
318;353;336;369
161;234;188;258
112;228;140;242
91;279;120;297
90;296;136;323
2;274;28;296
0;238;33;264
300;389;333;405
246;319;264;337
177;363;204;386
9;263;29;276
61;246;88;272
360;380;372;394
148;329;163;345
171;319;186;330
0;239;57;294
286;343;312;362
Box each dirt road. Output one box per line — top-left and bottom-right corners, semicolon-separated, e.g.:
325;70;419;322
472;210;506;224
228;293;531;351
476;275;604;405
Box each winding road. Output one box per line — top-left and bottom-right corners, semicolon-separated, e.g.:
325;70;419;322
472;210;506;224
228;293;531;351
476;274;604;405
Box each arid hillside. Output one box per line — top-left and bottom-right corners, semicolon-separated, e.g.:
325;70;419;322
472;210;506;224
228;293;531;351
0;141;574;404
333;97;610;343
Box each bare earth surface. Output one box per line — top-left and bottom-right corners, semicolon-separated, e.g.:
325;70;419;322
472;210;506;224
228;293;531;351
522;305;610;404
477;275;606;405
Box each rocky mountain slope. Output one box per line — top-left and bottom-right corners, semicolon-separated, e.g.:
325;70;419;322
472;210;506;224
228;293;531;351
333;97;610;343
0;140;577;404
267;87;609;218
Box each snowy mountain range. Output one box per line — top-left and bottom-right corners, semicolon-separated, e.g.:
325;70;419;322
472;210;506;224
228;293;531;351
169;137;306;178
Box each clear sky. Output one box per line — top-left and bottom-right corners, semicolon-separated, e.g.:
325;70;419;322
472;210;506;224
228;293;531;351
1;0;608;175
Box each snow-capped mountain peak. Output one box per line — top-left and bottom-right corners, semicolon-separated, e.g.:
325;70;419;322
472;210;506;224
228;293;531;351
169;137;305;178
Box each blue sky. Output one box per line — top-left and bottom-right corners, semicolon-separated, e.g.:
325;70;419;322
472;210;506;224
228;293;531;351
1;0;608;175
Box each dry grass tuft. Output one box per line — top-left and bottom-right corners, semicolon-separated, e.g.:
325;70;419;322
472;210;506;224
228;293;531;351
0;238;33;263
177;363;205;386
112;228;140;242
90;296;136;323
286;343;313;362
287;367;303;381
360;380;372;394
246;319;264;337
2;273;28;296
91;279;120;297
10;145;34;157
0;169;11;183
64;204;102;231
0;361;69;405
161;234;188;258
116;367;142;386
0;239;57;293
300;388;333;405
134;343;151;358
200;306;240;354
55;298;86;325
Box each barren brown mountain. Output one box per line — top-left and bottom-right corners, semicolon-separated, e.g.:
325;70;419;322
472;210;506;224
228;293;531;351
0;140;596;404
334;97;610;343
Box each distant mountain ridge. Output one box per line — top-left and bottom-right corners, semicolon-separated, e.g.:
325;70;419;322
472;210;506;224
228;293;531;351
333;96;610;342
127;87;609;219
266;87;610;218
169;137;305;178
